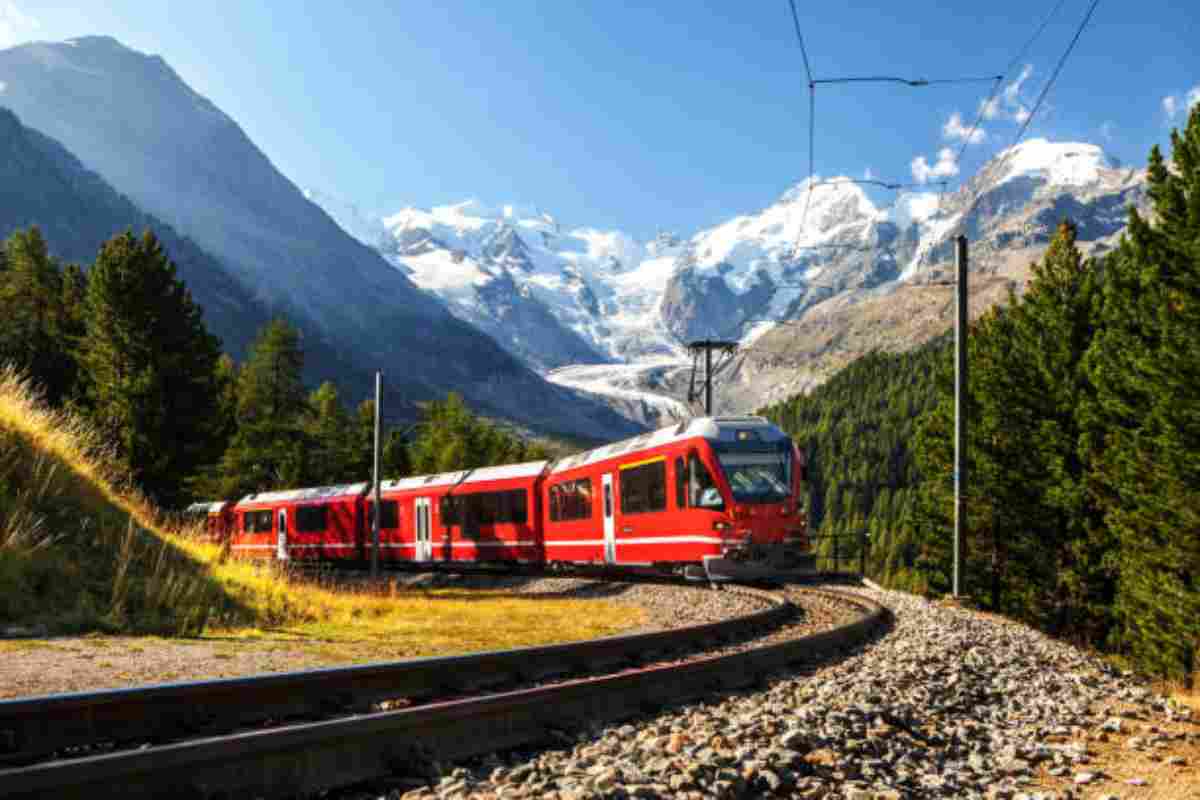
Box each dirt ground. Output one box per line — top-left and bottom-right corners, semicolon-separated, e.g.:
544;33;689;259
1030;696;1199;800
0;633;502;698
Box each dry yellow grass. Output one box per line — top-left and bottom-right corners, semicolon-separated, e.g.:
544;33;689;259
0;367;643;645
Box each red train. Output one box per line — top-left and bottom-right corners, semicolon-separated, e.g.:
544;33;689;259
198;415;810;581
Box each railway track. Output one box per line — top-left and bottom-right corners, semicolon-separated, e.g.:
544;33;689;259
0;583;889;799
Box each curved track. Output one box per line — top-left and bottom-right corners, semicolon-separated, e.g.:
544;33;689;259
0;583;889;799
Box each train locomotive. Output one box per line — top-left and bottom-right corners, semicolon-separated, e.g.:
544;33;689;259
198;415;810;581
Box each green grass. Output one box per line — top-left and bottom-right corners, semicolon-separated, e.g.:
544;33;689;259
0;368;645;646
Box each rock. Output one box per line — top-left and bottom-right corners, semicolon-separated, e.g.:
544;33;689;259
1073;771;1099;784
779;729;808;751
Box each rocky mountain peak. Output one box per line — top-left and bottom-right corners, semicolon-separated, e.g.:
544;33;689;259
308;137;1146;428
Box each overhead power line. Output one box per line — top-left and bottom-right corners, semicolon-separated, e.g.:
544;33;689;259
786;0;817;231
780;0;1098;292
1002;0;1073;79
1011;0;1100;151
811;178;928;191
786;0;815;85
812;75;1001;87
949;0;1071;180
965;0;1101;215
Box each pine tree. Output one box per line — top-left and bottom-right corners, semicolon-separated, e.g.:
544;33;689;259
210;318;311;499
79;230;221;506
235;318;306;427
1013;222;1110;638
0;227;77;405
58;262;89;402
1082;106;1200;683
305;381;355;485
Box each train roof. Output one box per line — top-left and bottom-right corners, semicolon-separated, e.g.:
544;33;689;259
548;415;787;475
185;501;228;514
381;460;550;493
236;482;369;506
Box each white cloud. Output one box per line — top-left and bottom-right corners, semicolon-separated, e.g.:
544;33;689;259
911;147;959;184
0;80;6;93
0;1;39;49
1162;86;1200;122
1004;64;1033;106
942;111;986;144
980;64;1035;125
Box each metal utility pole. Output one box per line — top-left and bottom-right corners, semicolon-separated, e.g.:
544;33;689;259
371;370;382;578
686;340;738;417
705;346;713;416
953;236;968;598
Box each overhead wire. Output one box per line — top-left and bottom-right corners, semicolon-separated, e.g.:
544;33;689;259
812;75;1000;87
948;0;1072;187
786;0;817;231
962;0;1101;217
710;0;1097;382
751;0;1099;350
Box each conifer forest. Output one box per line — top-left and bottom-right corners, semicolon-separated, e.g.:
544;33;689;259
762;109;1200;683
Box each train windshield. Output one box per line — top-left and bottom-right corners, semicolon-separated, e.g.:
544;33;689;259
715;442;792;504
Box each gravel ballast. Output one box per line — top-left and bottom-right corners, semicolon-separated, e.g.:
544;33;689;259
364;585;1197;800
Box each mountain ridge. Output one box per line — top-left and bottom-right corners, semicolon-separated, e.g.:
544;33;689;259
0;36;642;439
311;137;1145;425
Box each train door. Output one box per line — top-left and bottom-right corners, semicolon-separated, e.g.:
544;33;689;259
276;508;288;561
602;473;615;565
414;497;432;562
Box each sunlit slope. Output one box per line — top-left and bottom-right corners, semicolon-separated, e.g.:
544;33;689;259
0;369;643;643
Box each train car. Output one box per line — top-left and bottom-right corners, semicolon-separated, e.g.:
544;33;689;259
183;501;235;543
229;483;368;561
377;461;546;565
221;415;808;580
543;415;807;580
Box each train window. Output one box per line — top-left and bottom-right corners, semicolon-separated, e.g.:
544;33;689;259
243;509;273;533
689;453;723;510
295;505;328;533
675;457;686;509
620;459;667;514
367;500;399;529
444;490;528;529
439;496;459;524
549;479;592;522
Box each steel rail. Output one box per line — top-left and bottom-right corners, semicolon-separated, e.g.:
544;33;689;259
0;588;888;800
0;584;785;766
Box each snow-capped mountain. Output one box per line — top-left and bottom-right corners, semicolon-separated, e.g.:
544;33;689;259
0;36;644;441
721;139;1144;413
312;139;1145;426
372;200;686;371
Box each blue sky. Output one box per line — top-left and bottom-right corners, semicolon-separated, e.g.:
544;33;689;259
1;1;1197;239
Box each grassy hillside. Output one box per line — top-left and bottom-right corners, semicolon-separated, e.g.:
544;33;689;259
0;368;641;642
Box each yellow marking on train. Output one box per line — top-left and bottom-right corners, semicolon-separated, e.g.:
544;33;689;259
619;455;666;470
